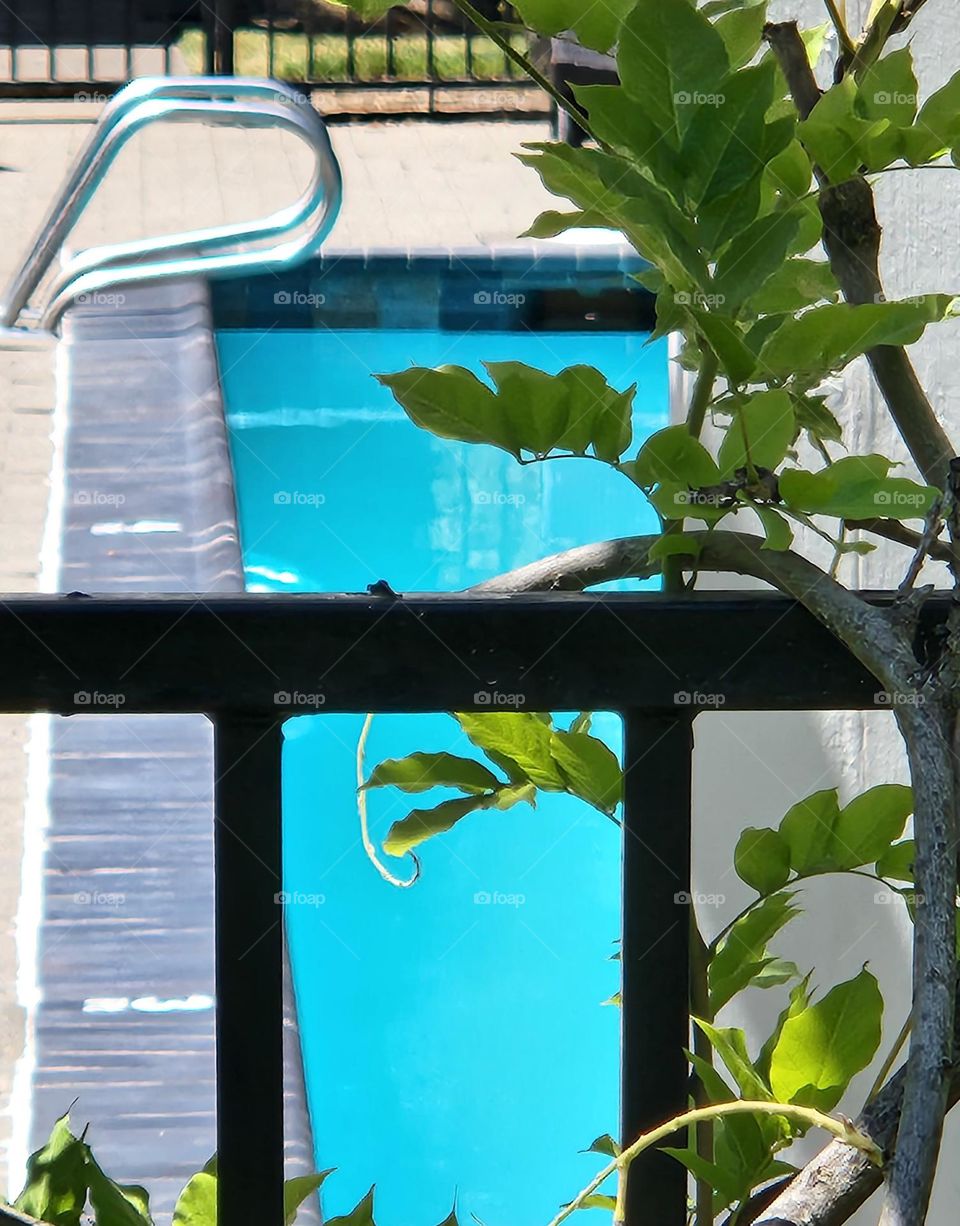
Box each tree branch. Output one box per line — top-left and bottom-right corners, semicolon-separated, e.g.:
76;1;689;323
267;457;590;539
752;976;960;1226
471;531;917;690
763;21;956;489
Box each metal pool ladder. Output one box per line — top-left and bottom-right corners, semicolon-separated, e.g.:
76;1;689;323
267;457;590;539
0;77;343;347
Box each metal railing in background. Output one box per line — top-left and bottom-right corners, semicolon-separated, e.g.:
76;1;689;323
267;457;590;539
0;587;924;1225
0;76;343;345
0;1;541;112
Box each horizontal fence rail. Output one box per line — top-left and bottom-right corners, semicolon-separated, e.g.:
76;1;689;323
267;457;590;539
0;590;939;714
1;589;927;1224
0;0;540;108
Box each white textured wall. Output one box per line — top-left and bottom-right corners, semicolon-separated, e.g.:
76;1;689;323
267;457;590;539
677;3;960;1220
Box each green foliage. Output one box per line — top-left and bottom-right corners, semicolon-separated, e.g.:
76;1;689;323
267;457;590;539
372;712;624;856
9;1120;330;1226
378;361;636;463
768;969;884;1110
708;892;800;1012
14;1115;89;1226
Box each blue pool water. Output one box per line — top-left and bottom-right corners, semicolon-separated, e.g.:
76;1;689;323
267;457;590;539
218;316;668;1224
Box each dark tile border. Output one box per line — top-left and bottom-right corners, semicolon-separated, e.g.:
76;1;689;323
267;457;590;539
211;246;655;333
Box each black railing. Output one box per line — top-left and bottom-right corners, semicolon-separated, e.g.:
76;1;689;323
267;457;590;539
0;0;541;112
0;588;932;1224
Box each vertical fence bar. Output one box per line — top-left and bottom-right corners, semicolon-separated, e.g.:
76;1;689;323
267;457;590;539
214;0;236;76
47;0;56;83
214;715;285;1226
86;0;95;81
620;712;693;1226
267;0;276;79
386;5;396;80
124;0;133;79
345;7;356;83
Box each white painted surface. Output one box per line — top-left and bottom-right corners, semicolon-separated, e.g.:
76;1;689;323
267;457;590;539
676;4;960;1220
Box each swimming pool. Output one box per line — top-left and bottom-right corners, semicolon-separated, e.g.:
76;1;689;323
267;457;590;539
214;252;668;1224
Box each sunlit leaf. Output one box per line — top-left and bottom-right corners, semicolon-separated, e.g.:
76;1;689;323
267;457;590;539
734;826;792;893
364;753;501;795
769;969;883;1110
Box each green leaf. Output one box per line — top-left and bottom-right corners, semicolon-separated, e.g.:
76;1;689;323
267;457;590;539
857;48;919;144
689;309;757;385
694;1021;772;1100
660;1147;741;1207
285;1172;335;1225
734;826;792;893
172;1170;217;1226
778;788;841;874
746;259;839;315
831;784;913;870
907;69;960;163
483;360;570;455
682;62;778;211
779;456;937;521
456;712;565;790
364;752;501;795
490;782;537;811
582;1134;621;1158
574;1194;617;1211
632;425;722;488
765;139;813;201
877;839;916;884
757;974;813;1081
549;730;623;814
758;298;955;378
551;365;636;461
754;504;794;551
752;958;801;989
383;796;486;856
791;393;843;445
709;891;800;1012
377;366;514;454
327;1187;377;1226
769;968;883;1110
715;2;768;69
798;77;881;182
14;1114;88;1226
86;1150;153;1224
517;143;708;287
573;85;686;199
618;0;729;145
712;208;802;312
513;0;634;52
648;533;702;563
718;390;795;474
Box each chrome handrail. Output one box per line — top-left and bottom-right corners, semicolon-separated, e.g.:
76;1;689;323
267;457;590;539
0;77;342;345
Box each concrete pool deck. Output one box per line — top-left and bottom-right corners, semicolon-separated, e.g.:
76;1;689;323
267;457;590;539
0;102;555;1196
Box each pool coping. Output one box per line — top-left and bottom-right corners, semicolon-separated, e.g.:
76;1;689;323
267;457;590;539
35;277;319;1223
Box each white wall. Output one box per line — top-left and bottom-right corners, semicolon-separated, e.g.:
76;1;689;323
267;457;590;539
677;3;960;1219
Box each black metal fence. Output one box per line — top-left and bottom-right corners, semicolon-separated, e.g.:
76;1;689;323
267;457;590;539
0;588;932;1224
0;0;541;110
